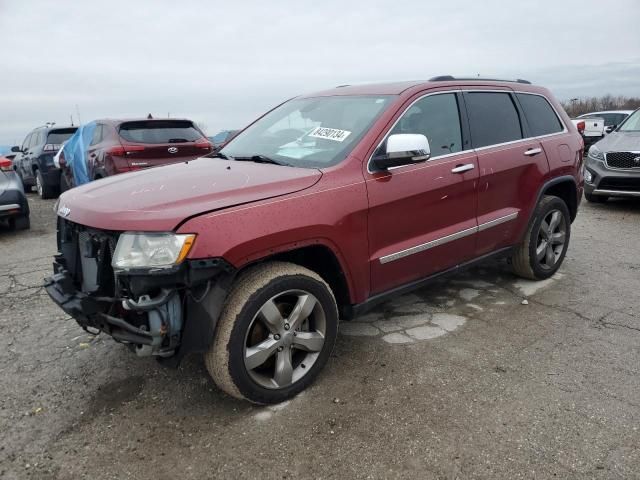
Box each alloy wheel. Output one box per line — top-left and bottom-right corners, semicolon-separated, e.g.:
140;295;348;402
536;209;566;269
36;174;43;197
243;290;326;389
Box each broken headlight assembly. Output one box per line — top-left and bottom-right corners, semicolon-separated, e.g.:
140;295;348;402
112;232;196;271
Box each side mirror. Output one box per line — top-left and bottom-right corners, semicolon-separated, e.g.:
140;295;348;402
605;125;616;134
11;146;21;153
372;134;430;171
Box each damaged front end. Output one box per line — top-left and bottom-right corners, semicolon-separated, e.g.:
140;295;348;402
44;218;235;364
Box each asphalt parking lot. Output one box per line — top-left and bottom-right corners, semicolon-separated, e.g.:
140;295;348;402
1;195;639;480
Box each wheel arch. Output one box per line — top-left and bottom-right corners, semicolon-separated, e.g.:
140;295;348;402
237;243;354;318
541;176;579;222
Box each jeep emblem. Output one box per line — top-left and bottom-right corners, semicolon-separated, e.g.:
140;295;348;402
58;205;71;217
168;147;178;154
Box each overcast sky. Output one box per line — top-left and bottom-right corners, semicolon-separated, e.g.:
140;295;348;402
1;0;639;145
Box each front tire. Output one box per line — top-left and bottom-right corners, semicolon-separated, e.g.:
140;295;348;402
585;192;608;203
206;262;338;404
512;195;571;280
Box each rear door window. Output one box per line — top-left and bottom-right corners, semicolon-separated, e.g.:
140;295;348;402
516;93;563;137
119;120;203;144
464;92;523;148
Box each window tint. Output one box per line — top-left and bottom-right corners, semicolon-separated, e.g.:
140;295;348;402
599;113;627;127
90;125;103;146
31;130;45;147
22;133;32;151
516;93;563;137
465;92;522;148
382;93;463;158
48;128;78;145
119;120;203;144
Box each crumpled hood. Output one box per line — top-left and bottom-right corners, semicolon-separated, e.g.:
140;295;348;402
596;131;640;152
58;158;322;231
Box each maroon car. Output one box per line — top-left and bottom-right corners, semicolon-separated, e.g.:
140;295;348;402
60;118;212;188
46;78;583;404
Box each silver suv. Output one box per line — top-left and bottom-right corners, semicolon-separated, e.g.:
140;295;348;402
584;108;640;202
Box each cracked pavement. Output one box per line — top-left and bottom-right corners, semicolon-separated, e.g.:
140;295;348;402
0;195;639;479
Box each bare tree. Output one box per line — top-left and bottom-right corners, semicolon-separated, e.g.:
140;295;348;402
561;95;640;118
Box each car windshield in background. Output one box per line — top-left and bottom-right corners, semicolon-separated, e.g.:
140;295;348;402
618;110;640;132
119;120;203;144
221;95;394;168
47;128;77;144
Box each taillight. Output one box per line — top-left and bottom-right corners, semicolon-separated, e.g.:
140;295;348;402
195;138;212;151
576;121;585;134
107;145;146;156
43;144;61;151
0;157;13;172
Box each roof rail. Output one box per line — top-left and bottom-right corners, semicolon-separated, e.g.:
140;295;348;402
335;84;351;88
429;76;531;85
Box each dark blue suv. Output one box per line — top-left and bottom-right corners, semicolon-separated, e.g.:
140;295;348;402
12;125;77;199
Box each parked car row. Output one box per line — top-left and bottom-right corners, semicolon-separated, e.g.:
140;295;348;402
7;119;241;199
571;109;634;149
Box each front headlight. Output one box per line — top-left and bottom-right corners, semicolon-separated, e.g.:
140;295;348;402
588;145;605;161
112;233;196;270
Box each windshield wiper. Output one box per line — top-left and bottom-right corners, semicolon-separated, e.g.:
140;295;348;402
233;155;290;166
207;152;230;159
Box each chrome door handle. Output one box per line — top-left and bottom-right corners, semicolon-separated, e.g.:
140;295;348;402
524;148;542;156
451;164;475;173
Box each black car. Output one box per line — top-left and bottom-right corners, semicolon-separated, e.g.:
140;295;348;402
0;156;29;230
12;125;77;199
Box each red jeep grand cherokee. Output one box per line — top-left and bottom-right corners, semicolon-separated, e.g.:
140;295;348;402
45;77;584;404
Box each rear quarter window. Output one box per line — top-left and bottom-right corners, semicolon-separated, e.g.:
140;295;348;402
464;92;523;148
516;93;563;137
119;120;203;144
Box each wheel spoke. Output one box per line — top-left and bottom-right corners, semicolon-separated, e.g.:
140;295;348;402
274;349;293;387
536;240;547;261
540;220;550;239
551;231;565;245
292;331;324;352
548;211;561;231
245;337;279;370
259;299;284;333
545;244;556;266
288;294;317;330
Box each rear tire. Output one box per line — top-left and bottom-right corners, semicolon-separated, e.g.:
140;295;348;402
9;216;30;231
512;195;571;280
585;192;608;203
59;172;70;193
206;262;338;404
36;170;57;199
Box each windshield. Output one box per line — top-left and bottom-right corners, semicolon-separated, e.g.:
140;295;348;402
619;110;640;132
221;95;394;168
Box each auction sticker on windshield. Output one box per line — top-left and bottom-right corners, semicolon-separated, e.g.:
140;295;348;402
308;127;352;142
